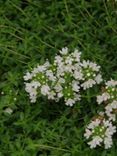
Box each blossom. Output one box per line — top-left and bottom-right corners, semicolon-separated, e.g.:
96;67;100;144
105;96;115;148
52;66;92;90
59;47;68;55
84;118;116;149
81;60;100;71
46;70;56;81
57;92;63;98
72;81;80;92
23;72;32;81
88;136;103;148
106;79;117;87
80;60;102;90
65;56;74;65
97;93;110;104
97;79;117;104
25;81;40;103
73;70;83;80
104;137;113;149
72;49;81;62
32;61;50;74
48;91;56;100
95;74;103;84
4;107;13;114
41;85;50;96
24;48;103;106
84;129;92;139
54;55;63;64
81;79;96;90
65;98;75;106
29;90;37;103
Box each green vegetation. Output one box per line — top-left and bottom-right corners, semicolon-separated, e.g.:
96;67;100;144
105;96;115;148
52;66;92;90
0;0;117;155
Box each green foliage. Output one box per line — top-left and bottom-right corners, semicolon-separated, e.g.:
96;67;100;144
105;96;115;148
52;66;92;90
0;0;117;155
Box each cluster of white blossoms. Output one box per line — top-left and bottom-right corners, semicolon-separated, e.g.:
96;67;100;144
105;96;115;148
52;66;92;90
97;79;117;121
24;47;117;149
80;60;103;90
84;79;117;149
97;79;117;105
84;118;116;149
24;47;103;106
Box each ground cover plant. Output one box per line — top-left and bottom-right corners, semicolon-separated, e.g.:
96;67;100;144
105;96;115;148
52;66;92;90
0;0;117;155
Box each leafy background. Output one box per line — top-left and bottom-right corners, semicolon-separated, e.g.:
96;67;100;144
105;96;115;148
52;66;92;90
0;0;117;155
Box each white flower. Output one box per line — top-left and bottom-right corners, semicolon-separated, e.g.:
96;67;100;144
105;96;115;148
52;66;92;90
73;70;83;80
106;79;117;87
105;125;116;136
31;81;41;89
72;81;80;92
104;137;113;149
81;60;100;71
59;47;68;55
46;70;56;81
97;93;110;104
1;91;4;95
32;62;50;75
56;66;65;77
95;74;103;84
81;79;96;90
29;90;37;103
41;85;50;96
88;136;103;148
108;114;116;121
48;91;56;100
87;119;100;129
65;56;73;65
84;129;92;139
24;72;32;81
81;60;90;68
54;83;62;92
65;98;75;106
57;92;63;98
89;62;100;72
80;60;102;88
73;63;81;70
4;107;13;114
72;49;81;62
25;81;40;103
64;64;74;73
97;79;116;105
103;120;116;149
54;55;63;64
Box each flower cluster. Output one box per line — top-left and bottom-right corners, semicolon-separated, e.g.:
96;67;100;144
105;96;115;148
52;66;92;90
24;61;51;103
97;79;117;105
97;79;117;121
84;79;117;149
24;47;117;149
84;118;116;149
80;60;102;90
24;47;102;106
